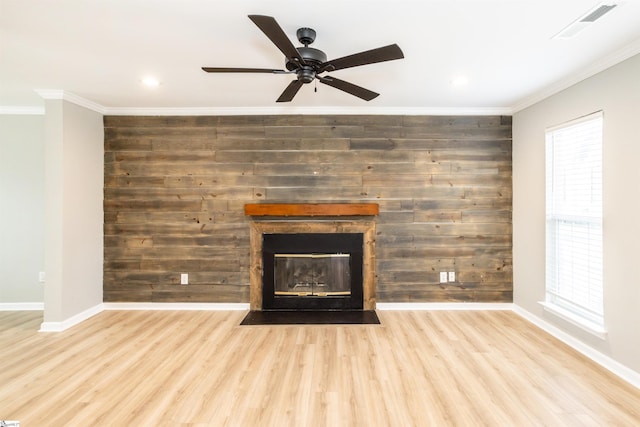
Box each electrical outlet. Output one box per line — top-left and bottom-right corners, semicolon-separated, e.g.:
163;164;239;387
448;271;456;282
180;273;188;285
439;272;448;283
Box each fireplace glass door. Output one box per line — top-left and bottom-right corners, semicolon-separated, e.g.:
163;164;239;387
262;233;363;310
274;253;351;297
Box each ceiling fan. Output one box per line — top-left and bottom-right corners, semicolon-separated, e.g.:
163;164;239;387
202;15;404;102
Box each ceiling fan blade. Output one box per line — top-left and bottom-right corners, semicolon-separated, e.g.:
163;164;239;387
318;76;379;101
248;15;306;65
202;67;288;74
318;44;404;73
276;80;304;102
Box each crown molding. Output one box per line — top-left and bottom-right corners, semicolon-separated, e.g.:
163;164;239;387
34;89;65;100
34;90;106;114
512;36;640;113
102;106;513;116
10;94;512;117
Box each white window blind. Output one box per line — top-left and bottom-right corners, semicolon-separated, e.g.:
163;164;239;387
545;111;603;328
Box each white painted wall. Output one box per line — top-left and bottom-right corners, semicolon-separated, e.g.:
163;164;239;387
43;99;103;323
0;114;45;303
513;53;640;374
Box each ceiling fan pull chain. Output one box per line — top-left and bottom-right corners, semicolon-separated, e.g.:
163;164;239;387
315;79;318;93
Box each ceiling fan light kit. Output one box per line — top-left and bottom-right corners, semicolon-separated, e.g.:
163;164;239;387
202;15;404;102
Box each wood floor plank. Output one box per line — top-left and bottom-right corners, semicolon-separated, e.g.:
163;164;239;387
0;310;639;426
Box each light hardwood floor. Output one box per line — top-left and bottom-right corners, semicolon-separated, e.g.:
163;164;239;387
1;310;639;426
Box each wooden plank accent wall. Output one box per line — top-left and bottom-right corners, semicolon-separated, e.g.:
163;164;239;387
103;115;512;303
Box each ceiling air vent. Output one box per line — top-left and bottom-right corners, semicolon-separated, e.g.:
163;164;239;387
553;2;619;39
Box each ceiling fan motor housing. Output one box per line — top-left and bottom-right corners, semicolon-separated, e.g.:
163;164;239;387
286;46;327;86
286;47;327;69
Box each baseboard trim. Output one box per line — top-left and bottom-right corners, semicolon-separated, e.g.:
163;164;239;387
102;302;250;311
39;303;104;332
0;302;44;311
512;305;640;389
377;302;514;311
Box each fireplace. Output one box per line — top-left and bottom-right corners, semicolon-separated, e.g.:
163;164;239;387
246;203;378;312
262;233;364;310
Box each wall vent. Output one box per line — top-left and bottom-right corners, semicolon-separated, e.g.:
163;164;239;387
553;2;619;39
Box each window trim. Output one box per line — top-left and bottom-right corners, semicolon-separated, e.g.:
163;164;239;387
544;111;606;336
539;301;607;339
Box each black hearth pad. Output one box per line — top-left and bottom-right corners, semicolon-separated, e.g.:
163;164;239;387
240;310;380;325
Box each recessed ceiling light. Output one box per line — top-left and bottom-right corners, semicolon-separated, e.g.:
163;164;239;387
450;76;469;87
142;77;160;87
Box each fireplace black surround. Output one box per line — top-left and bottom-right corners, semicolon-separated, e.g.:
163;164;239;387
262;233;364;310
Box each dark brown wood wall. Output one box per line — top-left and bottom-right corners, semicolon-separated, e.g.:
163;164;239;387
103;115;512;303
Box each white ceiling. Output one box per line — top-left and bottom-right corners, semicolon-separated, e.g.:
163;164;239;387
2;0;640;114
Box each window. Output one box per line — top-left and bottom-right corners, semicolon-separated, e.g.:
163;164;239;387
545;111;604;332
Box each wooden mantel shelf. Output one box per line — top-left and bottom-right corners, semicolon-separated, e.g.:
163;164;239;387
244;203;379;217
